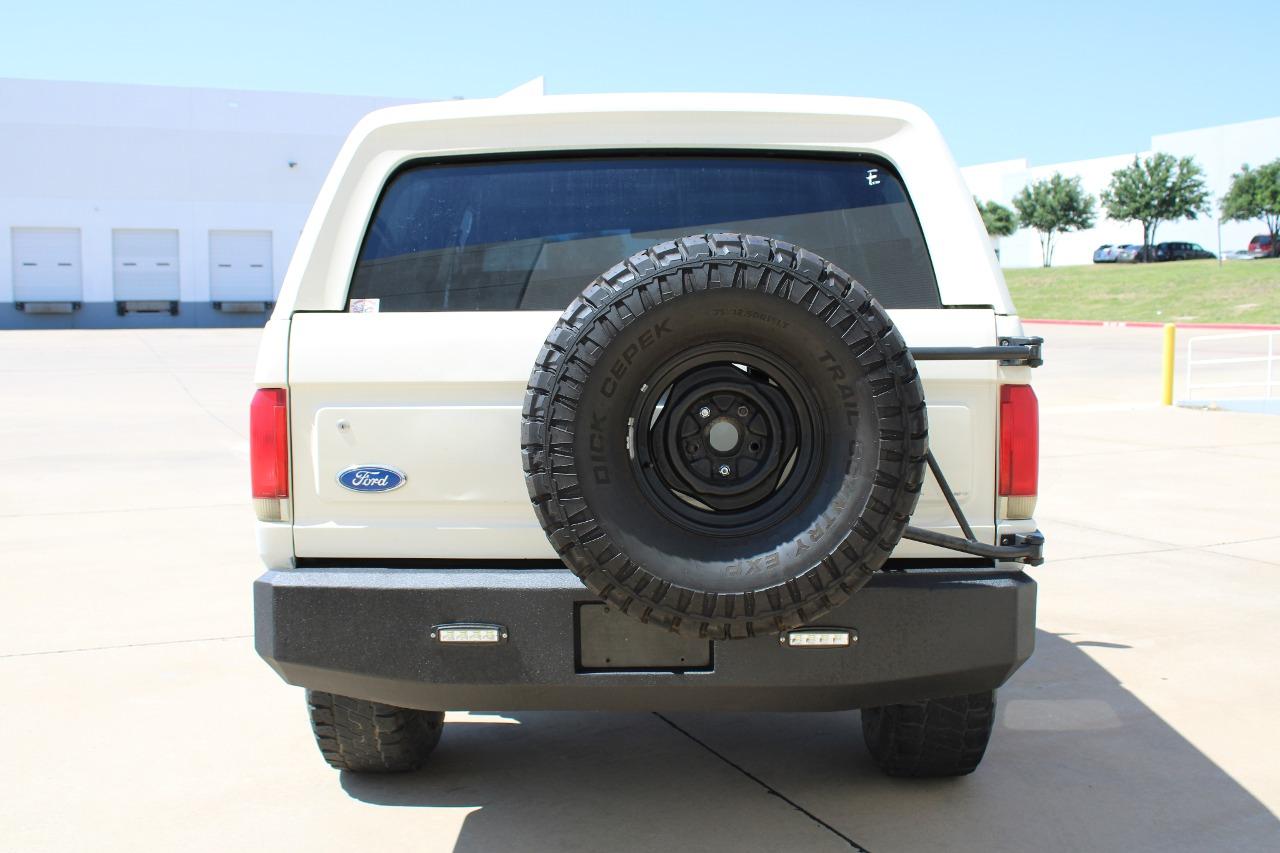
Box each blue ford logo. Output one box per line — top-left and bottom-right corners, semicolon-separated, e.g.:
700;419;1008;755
337;466;406;493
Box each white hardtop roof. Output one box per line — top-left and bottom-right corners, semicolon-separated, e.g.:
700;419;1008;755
278;92;1015;314
355;91;933;131
335;92;945;168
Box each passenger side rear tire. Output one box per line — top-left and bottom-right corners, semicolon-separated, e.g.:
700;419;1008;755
306;690;445;773
860;690;995;777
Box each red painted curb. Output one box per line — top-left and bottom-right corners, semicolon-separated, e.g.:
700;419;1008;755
1024;318;1280;331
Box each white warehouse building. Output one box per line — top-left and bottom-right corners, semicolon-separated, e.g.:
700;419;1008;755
0;78;416;329
962;116;1280;268
1;76;1276;327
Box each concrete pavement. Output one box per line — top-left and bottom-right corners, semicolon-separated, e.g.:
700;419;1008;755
2;323;1278;851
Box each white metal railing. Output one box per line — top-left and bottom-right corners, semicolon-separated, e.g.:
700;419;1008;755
1184;330;1280;400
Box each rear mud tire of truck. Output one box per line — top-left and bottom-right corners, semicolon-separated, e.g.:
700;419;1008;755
860;690;996;778
306;690;445;773
522;233;928;639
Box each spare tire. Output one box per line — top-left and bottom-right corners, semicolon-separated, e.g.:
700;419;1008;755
522;233;927;639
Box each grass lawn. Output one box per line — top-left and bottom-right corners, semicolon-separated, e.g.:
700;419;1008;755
1003;258;1280;324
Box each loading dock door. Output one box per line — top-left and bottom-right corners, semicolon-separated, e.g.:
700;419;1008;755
209;230;273;302
113;229;180;302
11;228;83;302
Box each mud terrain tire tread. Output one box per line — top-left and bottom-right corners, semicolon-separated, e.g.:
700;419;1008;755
307;690;444;773
522;232;927;639
860;691;996;777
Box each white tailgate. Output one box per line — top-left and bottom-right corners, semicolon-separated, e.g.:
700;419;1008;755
288;309;999;560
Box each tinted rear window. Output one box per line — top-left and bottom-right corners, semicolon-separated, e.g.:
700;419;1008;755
350;154;941;311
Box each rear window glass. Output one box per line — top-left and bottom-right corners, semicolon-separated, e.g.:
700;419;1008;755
350;154;941;311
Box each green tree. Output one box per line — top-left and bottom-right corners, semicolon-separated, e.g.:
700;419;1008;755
1101;153;1210;261
1221;159;1280;256
1012;174;1096;267
975;198;1018;237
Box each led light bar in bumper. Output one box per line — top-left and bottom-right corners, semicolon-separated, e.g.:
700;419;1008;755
781;628;857;648
431;623;507;644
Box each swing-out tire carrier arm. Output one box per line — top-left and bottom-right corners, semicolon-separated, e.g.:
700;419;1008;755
911;336;1044;368
903;526;1045;566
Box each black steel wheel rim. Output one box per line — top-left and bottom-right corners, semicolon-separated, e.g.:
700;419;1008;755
629;342;827;536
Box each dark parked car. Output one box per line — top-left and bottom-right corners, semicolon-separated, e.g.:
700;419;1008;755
1155;241;1215;261
1113;244;1147;263
1092;244;1121;263
1248;234;1276;257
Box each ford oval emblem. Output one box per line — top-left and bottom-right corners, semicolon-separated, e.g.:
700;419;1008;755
337;466;407;493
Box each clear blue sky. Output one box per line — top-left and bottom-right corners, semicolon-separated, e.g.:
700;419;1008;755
1;1;1269;167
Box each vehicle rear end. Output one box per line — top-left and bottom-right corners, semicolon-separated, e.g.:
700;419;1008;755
252;95;1040;774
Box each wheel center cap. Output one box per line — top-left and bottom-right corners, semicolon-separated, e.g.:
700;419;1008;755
707;418;741;453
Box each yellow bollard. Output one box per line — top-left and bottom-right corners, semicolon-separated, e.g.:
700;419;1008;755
1161;323;1176;405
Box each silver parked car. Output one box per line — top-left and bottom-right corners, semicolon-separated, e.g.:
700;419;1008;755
1114;244;1147;263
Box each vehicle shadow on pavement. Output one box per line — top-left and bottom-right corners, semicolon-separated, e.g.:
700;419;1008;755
341;630;1280;853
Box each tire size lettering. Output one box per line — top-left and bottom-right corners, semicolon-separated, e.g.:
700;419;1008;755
711;307;789;330
600;318;672;398
588;411;610;484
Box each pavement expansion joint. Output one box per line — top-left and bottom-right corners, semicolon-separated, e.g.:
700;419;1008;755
653;712;870;852
0;634;252;659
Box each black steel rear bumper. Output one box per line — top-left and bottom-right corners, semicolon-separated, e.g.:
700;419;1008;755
254;566;1036;712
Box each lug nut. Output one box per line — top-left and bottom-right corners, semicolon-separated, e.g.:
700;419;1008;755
699;406;712;419
736;405;749;417
718;464;731;477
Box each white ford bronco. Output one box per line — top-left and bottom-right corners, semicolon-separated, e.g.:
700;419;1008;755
252;93;1044;778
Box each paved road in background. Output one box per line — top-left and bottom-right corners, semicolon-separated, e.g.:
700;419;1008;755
2;323;1278;852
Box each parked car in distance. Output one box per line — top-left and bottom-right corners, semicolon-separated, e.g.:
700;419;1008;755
1248;234;1276;257
1155;241;1215;262
1092;244;1120;263
1113;244;1146;263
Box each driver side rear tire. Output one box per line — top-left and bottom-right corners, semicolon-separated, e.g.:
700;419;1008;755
307;690;445;773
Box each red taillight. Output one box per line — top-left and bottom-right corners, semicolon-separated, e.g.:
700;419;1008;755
250;388;289;500
999;385;1038;497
